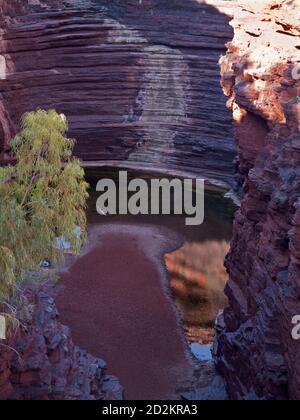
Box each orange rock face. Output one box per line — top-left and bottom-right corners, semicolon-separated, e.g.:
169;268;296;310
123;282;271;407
215;0;300;400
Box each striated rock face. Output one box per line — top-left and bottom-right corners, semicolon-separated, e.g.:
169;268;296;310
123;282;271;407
0;283;123;400
0;0;235;187
215;0;300;400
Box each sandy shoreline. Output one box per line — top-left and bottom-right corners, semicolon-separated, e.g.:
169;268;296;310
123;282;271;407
56;224;195;400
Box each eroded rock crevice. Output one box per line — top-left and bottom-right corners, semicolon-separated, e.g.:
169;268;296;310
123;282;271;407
215;0;300;400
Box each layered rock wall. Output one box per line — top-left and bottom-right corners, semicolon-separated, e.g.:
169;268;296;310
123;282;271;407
0;0;235;187
215;0;300;400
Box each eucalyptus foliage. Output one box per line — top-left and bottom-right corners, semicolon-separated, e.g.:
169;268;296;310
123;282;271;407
0;110;89;299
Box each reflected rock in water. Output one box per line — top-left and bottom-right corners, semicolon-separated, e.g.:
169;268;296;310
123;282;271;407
165;240;229;345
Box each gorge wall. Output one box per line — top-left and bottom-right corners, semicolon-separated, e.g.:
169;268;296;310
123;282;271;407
0;0;235;187
0;282;123;400
2;0;300;402
215;0;300;400
0;0;238;401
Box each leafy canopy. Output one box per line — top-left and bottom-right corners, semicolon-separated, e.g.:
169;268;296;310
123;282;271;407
0;109;89;300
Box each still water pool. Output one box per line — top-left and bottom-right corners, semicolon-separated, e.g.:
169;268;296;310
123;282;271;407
56;169;235;399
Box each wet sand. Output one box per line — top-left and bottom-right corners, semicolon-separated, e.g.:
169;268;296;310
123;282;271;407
56;224;195;400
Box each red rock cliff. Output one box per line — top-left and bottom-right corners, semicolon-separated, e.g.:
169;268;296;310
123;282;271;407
215;0;300;400
0;0;235;187
0;283;123;400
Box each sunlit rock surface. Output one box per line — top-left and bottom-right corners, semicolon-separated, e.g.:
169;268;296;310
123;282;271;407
0;0;235;187
215;0;300;400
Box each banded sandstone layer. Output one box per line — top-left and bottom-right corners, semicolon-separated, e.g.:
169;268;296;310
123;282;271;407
0;0;235;187
215;0;300;400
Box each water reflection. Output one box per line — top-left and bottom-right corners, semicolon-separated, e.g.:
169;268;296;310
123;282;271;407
165;240;229;344
190;343;213;362
85;169;236;348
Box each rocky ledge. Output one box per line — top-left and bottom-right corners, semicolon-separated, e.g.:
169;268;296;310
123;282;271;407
0;282;123;400
215;0;300;400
